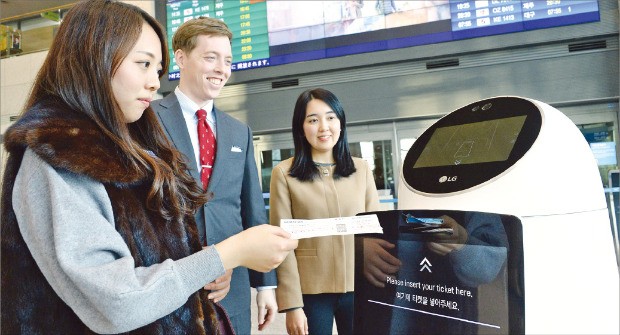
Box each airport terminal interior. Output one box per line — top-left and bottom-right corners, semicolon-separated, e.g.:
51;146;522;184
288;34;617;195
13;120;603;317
1;1;619;334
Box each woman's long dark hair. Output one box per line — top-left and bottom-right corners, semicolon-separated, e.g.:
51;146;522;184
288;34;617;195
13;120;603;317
289;88;356;181
24;0;208;223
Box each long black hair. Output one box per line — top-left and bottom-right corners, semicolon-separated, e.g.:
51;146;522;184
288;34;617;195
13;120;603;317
289;88;356;181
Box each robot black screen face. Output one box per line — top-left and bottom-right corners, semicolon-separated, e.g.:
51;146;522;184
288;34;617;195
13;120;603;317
403;97;542;194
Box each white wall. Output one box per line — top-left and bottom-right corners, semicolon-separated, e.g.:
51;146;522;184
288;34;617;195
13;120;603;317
0;50;46;134
123;1;155;17
0;1;156;131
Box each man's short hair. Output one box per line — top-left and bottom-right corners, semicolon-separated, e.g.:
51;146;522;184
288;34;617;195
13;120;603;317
172;17;232;53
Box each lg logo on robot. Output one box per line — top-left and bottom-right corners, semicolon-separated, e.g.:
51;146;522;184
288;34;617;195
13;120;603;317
439;176;457;183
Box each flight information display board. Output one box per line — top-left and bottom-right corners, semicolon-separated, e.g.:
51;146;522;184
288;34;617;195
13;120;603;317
165;0;269;80
451;0;600;38
165;0;600;80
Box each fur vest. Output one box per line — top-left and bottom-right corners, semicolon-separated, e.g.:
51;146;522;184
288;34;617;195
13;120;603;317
1;98;227;334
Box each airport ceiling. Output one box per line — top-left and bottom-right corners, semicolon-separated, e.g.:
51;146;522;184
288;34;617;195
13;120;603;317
1;0;77;21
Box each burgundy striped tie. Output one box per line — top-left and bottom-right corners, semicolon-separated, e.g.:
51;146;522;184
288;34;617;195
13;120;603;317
196;109;216;190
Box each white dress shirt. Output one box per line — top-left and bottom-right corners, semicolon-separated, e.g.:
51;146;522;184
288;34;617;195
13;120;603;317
174;86;217;170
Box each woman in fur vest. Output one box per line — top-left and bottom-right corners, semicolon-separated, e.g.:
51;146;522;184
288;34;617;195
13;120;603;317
0;1;297;334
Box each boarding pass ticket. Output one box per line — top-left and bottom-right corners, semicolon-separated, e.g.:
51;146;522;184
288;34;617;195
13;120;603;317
280;214;383;239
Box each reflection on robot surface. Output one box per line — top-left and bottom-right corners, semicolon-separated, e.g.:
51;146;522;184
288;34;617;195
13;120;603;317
355;210;522;335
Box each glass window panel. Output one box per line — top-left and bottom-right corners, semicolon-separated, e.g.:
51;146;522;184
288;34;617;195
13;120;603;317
578;122;617;186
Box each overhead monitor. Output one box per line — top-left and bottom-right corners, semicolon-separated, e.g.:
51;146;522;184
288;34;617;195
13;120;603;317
163;0;600;80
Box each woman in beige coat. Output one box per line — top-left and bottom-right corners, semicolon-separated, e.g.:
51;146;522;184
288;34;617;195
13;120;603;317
270;88;380;335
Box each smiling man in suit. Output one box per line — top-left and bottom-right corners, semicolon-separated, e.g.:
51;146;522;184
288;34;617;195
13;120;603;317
151;17;277;335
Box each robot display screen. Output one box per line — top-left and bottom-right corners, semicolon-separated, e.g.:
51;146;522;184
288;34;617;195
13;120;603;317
413;115;527;168
354;209;524;335
401;97;542;193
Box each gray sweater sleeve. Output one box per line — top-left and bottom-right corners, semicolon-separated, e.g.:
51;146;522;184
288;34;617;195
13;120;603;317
12;149;226;334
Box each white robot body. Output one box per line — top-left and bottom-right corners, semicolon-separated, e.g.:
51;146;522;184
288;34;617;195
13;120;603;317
398;96;619;334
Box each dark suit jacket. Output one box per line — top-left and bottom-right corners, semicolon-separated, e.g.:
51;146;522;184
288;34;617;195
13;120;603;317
152;92;276;330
